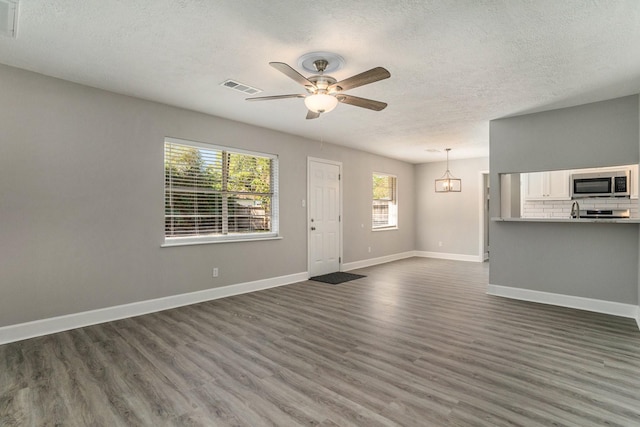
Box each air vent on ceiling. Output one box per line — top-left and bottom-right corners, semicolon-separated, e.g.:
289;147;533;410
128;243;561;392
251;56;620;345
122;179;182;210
0;0;18;38
220;79;262;95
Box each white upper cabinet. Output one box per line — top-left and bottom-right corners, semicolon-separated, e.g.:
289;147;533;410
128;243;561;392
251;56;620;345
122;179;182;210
523;170;571;201
523;172;545;199
547;170;571;200
631;164;638;199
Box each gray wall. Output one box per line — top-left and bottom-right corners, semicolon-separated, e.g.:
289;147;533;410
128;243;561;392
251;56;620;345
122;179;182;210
415;157;489;257
0;64;415;327
491;95;639;173
490;95;640;304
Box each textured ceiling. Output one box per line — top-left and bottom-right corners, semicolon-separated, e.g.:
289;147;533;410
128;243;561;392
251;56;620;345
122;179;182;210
1;1;639;163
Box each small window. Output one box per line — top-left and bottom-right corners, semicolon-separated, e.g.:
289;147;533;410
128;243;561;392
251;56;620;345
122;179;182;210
372;173;398;229
164;138;279;244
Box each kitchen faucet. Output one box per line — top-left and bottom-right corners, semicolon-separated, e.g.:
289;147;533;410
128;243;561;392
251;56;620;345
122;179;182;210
570;200;580;219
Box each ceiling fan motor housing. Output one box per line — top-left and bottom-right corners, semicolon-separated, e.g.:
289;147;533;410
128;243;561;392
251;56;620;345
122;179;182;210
307;75;337;94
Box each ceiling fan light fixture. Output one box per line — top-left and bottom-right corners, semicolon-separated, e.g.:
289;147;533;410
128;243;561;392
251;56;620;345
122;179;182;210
304;93;338;114
246;60;390;119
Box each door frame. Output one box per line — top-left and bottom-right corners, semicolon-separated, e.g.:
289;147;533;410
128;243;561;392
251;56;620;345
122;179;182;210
307;157;343;276
478;170;490;261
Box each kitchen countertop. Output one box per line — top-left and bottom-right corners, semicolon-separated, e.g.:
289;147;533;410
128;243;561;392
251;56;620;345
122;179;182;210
492;217;640;224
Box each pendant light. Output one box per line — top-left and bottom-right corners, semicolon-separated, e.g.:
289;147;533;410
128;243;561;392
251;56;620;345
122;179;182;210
435;148;461;192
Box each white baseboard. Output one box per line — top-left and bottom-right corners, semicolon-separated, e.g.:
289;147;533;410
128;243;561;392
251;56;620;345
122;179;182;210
415;251;483;263
342;251;417;271
342;250;484;271
0;272;308;345
487;284;640;323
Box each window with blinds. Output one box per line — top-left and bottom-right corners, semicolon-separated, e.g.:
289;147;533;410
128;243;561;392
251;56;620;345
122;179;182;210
164;138;279;244
372;173;398;229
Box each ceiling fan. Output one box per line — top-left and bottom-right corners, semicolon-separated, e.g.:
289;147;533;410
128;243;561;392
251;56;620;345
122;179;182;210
246;54;390;120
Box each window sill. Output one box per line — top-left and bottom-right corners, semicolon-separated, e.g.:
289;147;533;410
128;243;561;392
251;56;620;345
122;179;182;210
162;235;283;247
372;227;398;232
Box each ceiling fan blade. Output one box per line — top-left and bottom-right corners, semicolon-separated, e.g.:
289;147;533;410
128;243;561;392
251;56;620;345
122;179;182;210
306;110;321;120
270;62;317;90
246;94;305;101
336;94;387;111
329;67;390;92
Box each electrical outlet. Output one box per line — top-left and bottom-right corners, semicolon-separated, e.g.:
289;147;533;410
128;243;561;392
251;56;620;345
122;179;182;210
438;241;443;247
213;267;219;278
368;246;371;253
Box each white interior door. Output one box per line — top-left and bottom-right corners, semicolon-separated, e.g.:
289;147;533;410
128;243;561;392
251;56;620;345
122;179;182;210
308;159;341;277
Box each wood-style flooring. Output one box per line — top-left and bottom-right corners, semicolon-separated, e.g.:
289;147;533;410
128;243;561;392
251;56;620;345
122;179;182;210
1;257;640;426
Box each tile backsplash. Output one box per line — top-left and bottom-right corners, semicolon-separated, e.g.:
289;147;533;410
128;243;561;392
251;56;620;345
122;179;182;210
522;198;638;218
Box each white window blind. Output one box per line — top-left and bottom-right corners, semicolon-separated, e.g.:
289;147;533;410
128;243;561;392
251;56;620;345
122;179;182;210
164;138;279;243
372;173;398;229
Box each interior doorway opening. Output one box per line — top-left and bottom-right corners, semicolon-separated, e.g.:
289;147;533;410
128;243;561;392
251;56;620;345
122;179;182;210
479;171;490;261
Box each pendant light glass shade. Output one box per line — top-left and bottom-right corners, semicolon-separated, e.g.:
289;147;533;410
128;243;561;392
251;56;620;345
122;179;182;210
304;94;339;113
435;148;461;192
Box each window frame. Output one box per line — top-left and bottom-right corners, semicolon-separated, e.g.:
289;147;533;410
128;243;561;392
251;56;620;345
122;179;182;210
163;137;280;246
372;172;398;231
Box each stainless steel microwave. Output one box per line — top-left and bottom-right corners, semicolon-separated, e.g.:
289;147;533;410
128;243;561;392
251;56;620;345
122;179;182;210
570;170;630;199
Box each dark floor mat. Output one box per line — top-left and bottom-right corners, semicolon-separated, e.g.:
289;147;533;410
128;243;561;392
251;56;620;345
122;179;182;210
309;272;366;285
